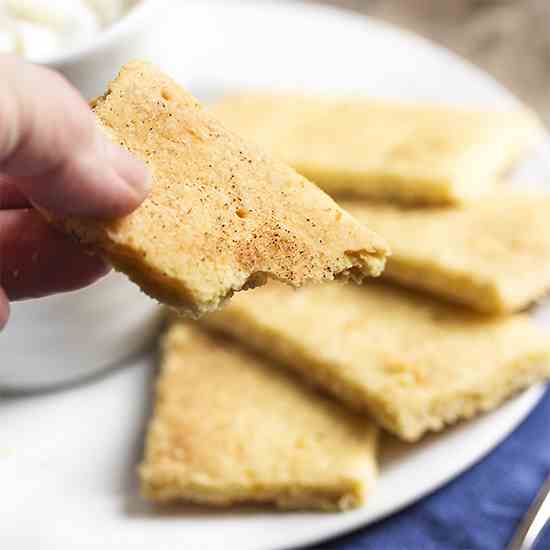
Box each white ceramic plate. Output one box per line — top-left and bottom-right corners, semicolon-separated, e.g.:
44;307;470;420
1;1;549;549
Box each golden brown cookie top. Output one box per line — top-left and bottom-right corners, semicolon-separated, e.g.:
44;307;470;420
64;62;388;317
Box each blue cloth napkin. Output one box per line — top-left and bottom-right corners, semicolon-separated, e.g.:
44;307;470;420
317;388;550;550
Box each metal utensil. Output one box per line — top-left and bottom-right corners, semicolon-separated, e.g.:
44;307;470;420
507;475;550;550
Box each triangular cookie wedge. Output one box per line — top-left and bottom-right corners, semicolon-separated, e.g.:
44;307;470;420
60;63;388;317
139;322;378;510
345;193;550;313
203;282;550;441
211;94;543;205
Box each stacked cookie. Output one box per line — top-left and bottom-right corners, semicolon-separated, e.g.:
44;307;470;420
78;67;550;512
140;94;550;511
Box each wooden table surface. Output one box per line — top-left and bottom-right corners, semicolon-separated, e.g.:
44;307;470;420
311;0;550;126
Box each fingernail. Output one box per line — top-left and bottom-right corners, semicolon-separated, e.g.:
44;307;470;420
104;140;152;199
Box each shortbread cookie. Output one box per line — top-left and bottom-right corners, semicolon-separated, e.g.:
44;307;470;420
345;194;550;313
212;94;543;204
203;282;550;441
139;323;378;510
59;64;388;317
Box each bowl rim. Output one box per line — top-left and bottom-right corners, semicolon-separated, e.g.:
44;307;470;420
36;0;159;67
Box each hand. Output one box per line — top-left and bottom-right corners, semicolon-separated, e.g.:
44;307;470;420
0;55;151;330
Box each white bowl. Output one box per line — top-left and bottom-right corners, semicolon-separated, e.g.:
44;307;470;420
0;0;164;394
42;0;159;99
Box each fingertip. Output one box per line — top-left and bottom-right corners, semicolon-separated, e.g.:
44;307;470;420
30;138;152;220
73;254;112;289
0;209;113;300
105;140;152;208
70;133;152;218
